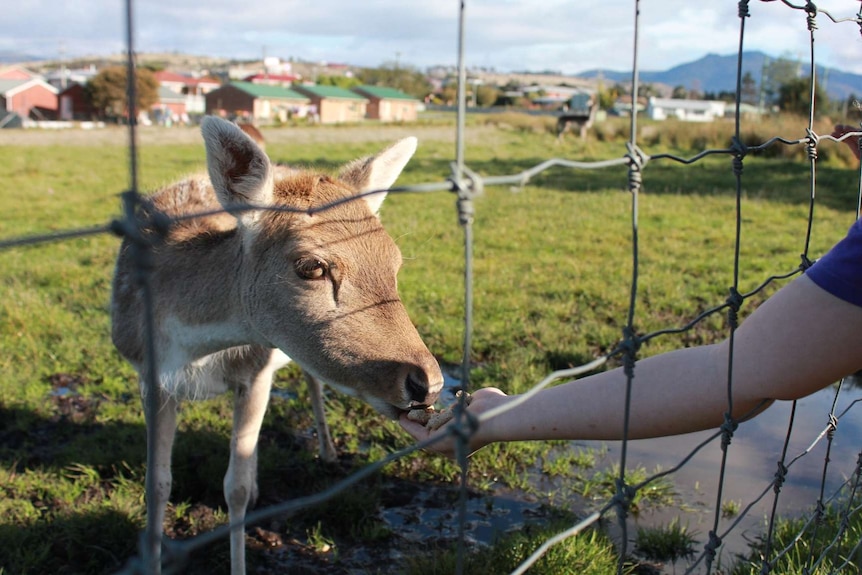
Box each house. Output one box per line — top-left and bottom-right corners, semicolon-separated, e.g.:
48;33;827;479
57;83;97;120
0;77;58;122
204;81;310;123
611;95;647;116
292;85;368;124
351;85;420;122
647;97;726;122
153;70;221;115
151;86;188;125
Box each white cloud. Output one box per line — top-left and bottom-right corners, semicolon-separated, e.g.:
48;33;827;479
2;0;861;76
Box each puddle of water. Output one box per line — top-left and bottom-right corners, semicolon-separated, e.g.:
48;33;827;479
578;377;862;571
379;481;548;547
440;370;862;570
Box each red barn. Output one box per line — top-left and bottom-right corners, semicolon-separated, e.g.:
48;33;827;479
0;77;58;120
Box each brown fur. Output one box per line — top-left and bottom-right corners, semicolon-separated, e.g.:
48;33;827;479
111;117;442;575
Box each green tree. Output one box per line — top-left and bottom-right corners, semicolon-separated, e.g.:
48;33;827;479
476;84;499;107
597;83;623;110
86;65;159;121
740;70;758;105
761;55;801;105
316;75;361;89
777;76;828;116
672;85;688;99
355;62;432;99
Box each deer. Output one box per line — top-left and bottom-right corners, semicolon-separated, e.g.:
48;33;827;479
111;116;444;575
237;121;338;462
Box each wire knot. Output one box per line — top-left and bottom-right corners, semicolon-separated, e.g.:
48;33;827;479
721;412;738;450
621;326;641;379
731;136;748;177
450;406;480;445
806;128;819;161
773;461;788;494
799;253;814;271
704;530;722;562
805;2;818;31
612;478;636;521
449;163;483;226
725;287;743;329
826;413;838;441
625;142;648;194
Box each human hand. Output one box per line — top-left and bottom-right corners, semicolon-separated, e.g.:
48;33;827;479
399;386;509;459
832;124;862;162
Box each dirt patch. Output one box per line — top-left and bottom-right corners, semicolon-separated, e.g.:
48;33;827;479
48;372;99;424
159;476;551;575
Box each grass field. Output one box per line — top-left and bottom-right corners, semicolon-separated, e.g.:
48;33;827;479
1;114;860;574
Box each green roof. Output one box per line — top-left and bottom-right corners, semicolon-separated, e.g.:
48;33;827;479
230;81;309;101
295;84;367;100
353;85;418;101
0;78;31;95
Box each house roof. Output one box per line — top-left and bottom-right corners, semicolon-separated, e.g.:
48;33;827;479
353;85;418;101
228;81;309;101
295;85;367;100
0;78;58;97
648;97;725;111
0;65;39;80
244;73;301;83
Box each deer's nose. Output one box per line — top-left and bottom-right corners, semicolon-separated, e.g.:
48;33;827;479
406;368;441;406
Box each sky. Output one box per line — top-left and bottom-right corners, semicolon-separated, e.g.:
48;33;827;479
4;1;862;76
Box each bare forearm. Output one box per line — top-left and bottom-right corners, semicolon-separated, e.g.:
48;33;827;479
480;344;736;442
478;275;862;445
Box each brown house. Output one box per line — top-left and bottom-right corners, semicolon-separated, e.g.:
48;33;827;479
205;81;309;123
58;83;97;120
351;85;420;122
292;85;368;124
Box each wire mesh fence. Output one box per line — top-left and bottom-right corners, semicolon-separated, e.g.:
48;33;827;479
3;0;862;574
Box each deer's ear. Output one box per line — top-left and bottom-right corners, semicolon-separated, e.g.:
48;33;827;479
339;137;417;215
202;116;273;210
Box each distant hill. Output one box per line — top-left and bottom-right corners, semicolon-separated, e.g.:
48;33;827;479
0;50;45;64
576;51;862;101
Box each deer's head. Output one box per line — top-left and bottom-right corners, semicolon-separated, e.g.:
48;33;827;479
201;117;442;418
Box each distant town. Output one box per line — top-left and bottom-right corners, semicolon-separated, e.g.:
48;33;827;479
0;51;851;130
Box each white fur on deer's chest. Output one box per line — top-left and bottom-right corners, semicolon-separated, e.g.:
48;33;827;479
154;317;292;400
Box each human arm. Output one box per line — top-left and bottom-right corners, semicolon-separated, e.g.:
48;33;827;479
400;274;862;457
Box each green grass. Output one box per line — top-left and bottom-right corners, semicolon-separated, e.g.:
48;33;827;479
1;114;859;574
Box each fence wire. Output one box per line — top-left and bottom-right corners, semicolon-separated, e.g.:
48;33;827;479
3;0;862;574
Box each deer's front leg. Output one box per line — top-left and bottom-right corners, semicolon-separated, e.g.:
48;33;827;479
225;369;274;575
303;370;337;462
142;387;178;575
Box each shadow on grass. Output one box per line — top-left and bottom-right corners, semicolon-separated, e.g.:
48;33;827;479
0;507;140;575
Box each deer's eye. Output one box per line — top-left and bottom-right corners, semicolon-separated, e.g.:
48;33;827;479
294;257;328;280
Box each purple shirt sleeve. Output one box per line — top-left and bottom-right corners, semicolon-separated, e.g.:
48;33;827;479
805;218;862;307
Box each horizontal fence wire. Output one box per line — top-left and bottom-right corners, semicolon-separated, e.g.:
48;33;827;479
2;0;862;574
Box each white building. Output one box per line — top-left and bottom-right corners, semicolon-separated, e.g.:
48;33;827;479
647;97;726;122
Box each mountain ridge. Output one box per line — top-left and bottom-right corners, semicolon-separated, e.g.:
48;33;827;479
575;50;862;101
